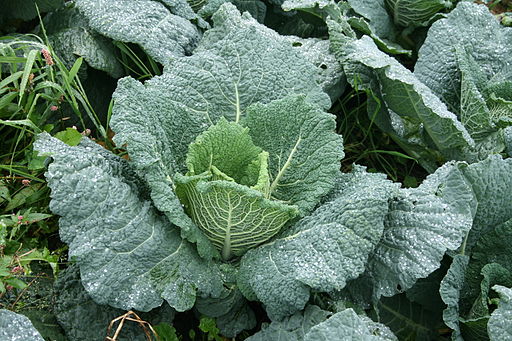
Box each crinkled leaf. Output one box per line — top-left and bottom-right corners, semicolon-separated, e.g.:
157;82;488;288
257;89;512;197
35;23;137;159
46;4;123;78
365;151;474;299
384;0;451;27
246;305;331;341
159;0;209;28
489;285;512;341
242;95;344;215
305;308;397;341
284;37;347;108
461;156;512;249
111;4;329;258
175;173;298;260
460;220;512;315
75;0;200;65
185;118;264;185
440;254;470;340
456;46;495;140
35;133;224;312
415;2;512;114
238;166;398;320
441;220;512;340
54;264;175;341
0;310;44;341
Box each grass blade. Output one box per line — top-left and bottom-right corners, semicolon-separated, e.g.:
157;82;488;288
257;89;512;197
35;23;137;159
17;49;39;106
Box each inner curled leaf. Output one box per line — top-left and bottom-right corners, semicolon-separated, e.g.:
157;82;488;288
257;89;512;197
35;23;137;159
175;118;298;260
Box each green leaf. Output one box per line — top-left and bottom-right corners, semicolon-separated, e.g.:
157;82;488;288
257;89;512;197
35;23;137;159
365;160;474;298
238;166;398;320
54;127;83;146
489;285;512;341
198;317;223;341
0;310;44;341
46;4;124;78
176;172;297;260
185;118;265;186
415;2;512;115
246;305;331;341
18;49;38;106
35;133;224;312
384;0;451;27
5;183;44;211
461;156;512;249
242;95;344;215
154;323;179;341
111;3;329;259
75;0;200;65
440;254;470;339
305;308;397;341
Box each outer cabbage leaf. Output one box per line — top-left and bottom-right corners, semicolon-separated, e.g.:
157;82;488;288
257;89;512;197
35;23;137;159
54;265;176;341
34;134;224;312
460;156;512;249
489;286;512;341
305;308;397;341
415;2;512;115
284;37;347;102
247;305;396;340
439;254;470;340
340;159;476;306
74;0;200;65
197;0;267;23
158;0;209;28
364;160;474;298
242;95;344;215
45;3;123;78
246;305;331;341
238;166;398;320
384;0;451;27
331;33;474;171
111;3;329;258
0;310;44;341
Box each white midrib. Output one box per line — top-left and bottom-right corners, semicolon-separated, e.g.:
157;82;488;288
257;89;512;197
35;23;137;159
269;137;302;195
234;84;241;123
222;199;233;260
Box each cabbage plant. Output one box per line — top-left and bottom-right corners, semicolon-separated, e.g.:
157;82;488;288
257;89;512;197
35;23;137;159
330;2;512;171
32;3;512;339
